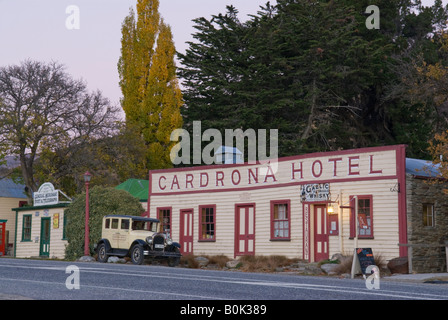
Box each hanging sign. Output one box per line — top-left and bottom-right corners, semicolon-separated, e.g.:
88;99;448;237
53;213;60;229
300;183;330;202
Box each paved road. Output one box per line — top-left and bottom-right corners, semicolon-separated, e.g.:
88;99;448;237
0;258;447;304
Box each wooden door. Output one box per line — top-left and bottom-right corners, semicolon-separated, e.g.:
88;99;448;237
180;209;194;255
40;218;51;257
0;221;5;255
235;204;255;257
314;205;329;262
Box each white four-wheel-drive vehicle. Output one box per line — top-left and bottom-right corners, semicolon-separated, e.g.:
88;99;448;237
95;215;181;266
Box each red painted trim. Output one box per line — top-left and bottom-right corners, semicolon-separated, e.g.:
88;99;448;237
349;195;374;239
270;199;291;240
302;203;310;261
396;145;408;257
234;203;256;258
179;208;194;255
302;201;334;262
328;213;339;236
157;206;172;238
145;173;152;218
313;204;329;262
198;204;216;242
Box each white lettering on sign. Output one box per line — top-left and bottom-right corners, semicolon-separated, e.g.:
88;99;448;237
300;183;330;202
33;182;60;206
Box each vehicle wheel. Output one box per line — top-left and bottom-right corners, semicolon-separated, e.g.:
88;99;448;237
131;244;144;265
97;243;108;263
168;247;180;267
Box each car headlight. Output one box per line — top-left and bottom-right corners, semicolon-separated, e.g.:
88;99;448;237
146;236;153;244
167;238;173;245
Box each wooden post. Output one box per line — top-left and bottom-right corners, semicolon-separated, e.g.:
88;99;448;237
445;241;448;273
338;190;343;253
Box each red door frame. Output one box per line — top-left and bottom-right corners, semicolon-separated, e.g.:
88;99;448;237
313;204;329;262
234;203;256;257
179;209;194;255
0;220;6;256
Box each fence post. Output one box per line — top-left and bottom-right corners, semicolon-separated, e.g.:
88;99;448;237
445;241;448;273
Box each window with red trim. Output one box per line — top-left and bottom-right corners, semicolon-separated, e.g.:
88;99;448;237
270;200;291;240
350;195;373;238
199;205;216;241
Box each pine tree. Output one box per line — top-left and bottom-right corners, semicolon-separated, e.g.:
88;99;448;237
118;0;183;169
178;0;448;158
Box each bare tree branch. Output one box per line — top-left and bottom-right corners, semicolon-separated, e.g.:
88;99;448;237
0;60;120;201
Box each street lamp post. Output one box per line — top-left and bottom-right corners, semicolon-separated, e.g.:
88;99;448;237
83;171;92;256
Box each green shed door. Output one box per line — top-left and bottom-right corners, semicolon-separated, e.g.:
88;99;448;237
39;218;51;257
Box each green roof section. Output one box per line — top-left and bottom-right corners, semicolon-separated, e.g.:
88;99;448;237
115;179;149;201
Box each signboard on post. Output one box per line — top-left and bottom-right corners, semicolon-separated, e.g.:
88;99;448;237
33;182;72;207
34;183;59;206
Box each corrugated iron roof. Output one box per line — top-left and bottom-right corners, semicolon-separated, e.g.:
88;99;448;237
406;158;442;178
115;179;148;201
0;178;27;199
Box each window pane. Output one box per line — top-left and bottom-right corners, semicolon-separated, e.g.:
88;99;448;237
159;209;171;234
272;202;289;239
357;198;372;237
423;204;434;227
121;219;129;230
200;206;215;240
23;215;32;241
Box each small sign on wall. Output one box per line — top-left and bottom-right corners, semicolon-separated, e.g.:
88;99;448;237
53;213;59;229
328;214;338;235
300;183;330;202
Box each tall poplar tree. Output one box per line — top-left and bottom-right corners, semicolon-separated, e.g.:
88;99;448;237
118;0;183;169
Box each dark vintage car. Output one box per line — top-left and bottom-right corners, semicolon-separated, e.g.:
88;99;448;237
95;215;181;266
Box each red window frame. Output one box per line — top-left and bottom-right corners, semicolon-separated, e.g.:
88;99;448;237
270;200;291;240
157;207;172;237
198;205;216;241
349;195;374;239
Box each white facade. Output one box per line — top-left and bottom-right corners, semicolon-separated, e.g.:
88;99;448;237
14;204;69;259
147;145;407;262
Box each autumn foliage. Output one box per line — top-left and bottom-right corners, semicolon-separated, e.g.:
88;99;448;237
118;0;183;170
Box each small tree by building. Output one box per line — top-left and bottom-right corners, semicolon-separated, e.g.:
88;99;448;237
64;186;144;260
429;129;448;193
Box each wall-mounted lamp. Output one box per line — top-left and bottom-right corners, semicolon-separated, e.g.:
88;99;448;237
327;204;334;213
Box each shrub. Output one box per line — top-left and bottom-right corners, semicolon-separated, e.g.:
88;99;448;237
180;254;199;268
64;186;144;260
332;252;387;275
208;254;230;268
239;255;295;272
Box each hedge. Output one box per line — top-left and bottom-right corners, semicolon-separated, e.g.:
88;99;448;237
64;185;144;260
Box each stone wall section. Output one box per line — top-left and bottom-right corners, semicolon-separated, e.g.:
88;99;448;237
406;174;448;273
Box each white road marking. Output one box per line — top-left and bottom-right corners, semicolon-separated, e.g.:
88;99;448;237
0;262;446;300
